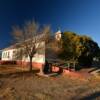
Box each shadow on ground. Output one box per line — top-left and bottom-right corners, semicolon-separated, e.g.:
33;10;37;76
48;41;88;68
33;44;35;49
80;91;100;100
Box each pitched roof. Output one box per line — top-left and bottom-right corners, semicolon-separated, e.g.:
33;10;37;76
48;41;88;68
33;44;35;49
2;33;45;51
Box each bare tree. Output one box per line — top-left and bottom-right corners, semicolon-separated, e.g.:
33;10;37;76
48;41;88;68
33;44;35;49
11;20;50;72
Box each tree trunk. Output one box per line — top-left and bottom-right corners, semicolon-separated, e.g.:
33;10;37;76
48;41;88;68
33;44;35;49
29;56;33;72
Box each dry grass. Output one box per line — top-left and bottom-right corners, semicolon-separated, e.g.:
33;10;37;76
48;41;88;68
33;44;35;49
0;65;100;100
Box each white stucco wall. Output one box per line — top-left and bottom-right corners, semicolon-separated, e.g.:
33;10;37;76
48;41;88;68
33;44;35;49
1;41;45;63
22;41;45;63
1;49;16;61
22;54;45;63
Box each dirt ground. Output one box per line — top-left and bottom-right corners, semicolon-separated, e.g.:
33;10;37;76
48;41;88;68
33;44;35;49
0;65;100;100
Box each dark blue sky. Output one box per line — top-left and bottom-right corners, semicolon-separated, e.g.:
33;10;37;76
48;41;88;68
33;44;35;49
0;0;100;49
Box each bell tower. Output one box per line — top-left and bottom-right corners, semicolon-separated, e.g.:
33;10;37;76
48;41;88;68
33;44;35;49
55;29;62;41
